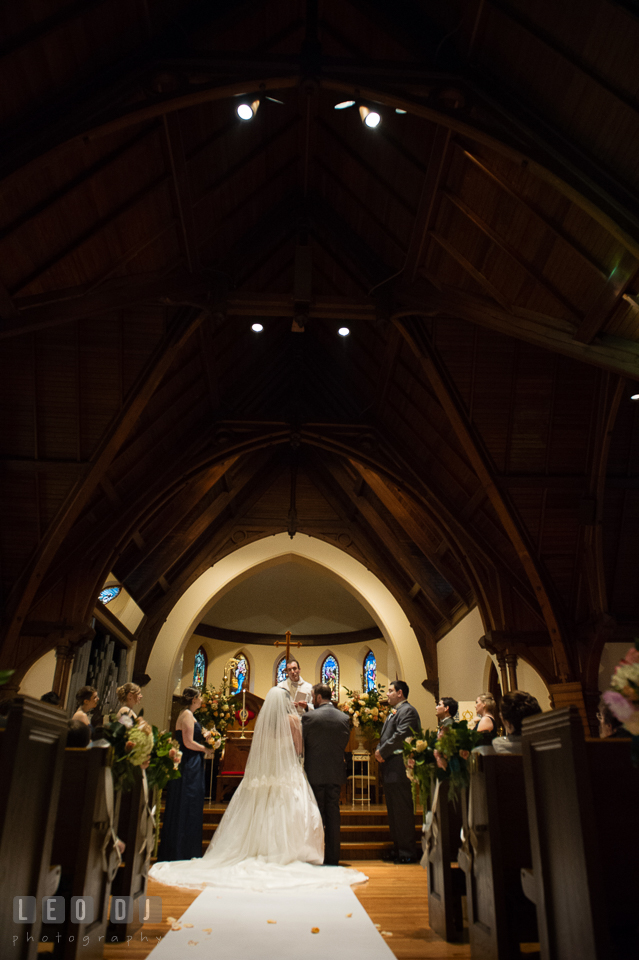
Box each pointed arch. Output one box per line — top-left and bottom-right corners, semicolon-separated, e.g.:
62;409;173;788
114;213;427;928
233;652;250;694
363;649;377;693
193;645;208;688
275;655;287;685
321;653;340;702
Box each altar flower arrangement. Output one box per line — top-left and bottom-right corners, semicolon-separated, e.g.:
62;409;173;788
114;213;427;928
196;685;235;738
341;684;389;738
603;640;639;761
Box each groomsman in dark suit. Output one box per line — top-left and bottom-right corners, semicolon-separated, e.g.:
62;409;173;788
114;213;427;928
302;683;351;865
375;680;421;863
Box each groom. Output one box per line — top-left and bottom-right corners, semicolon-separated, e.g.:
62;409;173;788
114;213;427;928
302;683;351;865
375;680;420;863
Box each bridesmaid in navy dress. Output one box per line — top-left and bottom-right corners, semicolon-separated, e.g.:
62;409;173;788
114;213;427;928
158;687;214;861
71;686;99;738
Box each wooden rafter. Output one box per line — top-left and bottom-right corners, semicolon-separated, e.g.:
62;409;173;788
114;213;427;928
126;452;275;602
395;281;639;381
163;112;201;272
0;306;209;662
320;456;456;625
392;315;573;679
442;188;580;320
405;125;451;281
572;259;638;344
429;232;511;310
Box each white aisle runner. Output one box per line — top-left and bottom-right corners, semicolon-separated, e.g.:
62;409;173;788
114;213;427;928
147;884;395;960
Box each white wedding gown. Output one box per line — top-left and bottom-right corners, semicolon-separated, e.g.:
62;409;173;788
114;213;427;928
150;687;367;890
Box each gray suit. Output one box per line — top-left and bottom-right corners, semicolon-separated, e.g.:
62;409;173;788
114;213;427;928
378;699;421;858
302;702;351;864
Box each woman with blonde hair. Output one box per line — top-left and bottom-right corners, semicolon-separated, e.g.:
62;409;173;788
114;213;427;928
116;682;142;721
474;692;498;743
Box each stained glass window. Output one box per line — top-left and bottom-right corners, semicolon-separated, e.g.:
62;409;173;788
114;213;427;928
98;585;121;604
321;654;340;701
276;656;287;684
234;653;249;693
363;650;377;692
193;647;207;688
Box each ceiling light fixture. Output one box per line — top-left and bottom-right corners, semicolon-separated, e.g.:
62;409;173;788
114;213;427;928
359;105;381;128
251;322;264;332
631;393;639;400
235;87;285;121
338;326;350;337
237;98;260;121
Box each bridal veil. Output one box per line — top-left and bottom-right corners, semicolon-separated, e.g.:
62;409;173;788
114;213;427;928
150;686;365;889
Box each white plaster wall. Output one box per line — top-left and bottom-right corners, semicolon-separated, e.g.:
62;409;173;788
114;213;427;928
181;632;390;702
103;580;145;633
517;659;551;711
145;533;435;728
436;606;551;718
436;607;489;726
19;648;57;698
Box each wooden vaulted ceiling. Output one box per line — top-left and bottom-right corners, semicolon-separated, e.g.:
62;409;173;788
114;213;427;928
3;0;639;710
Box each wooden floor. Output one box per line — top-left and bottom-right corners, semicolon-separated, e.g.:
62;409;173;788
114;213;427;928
103;862;471;960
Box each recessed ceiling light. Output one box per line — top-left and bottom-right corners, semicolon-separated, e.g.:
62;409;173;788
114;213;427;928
251;323;264;332
338;327;350;337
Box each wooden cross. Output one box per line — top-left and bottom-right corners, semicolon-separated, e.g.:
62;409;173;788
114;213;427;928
273;630;302;662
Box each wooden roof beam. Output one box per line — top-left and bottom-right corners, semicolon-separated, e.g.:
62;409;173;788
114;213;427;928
162;112;201;273
9;172;173;297
429;232;511;310
193;624;382;646
114;462;244;582
3;272;220;338
320;457;457;624
392;315;573;680
305;462;440;675
126;453;280;601
404;126;451;281
572;259;638;344
1;305;209;664
459;147;609;282
442;188;581;321
395;281;639;381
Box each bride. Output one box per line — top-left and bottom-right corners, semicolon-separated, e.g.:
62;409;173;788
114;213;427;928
150;685;366;889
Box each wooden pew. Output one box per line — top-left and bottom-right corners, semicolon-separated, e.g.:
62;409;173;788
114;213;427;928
422;778;465;941
457;751;537;959
0;696;67;960
522;707;639;960
49;746;121;959
107;767;156;941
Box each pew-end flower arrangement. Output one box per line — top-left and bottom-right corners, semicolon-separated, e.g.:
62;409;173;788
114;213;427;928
399;728;439;812
434;720;483;802
97;715;155;791
341;684;389;738
603;640;639;762
146;727;182;792
399;720;483;811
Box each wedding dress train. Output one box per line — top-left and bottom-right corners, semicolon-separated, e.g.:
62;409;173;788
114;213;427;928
150;687;367;890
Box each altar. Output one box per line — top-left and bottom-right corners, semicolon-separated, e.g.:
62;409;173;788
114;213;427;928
213;690;264;801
